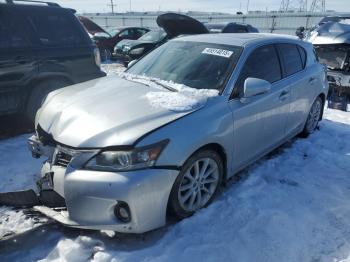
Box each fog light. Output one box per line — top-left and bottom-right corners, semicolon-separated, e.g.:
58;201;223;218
114;201;131;223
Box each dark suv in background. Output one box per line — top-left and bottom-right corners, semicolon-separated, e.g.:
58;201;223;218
0;0;105;122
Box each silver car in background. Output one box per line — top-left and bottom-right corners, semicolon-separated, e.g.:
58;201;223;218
28;33;328;233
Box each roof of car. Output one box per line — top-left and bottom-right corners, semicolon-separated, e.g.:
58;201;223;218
174;33;302;47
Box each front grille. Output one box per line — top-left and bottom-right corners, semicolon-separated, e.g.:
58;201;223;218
54;148;73;168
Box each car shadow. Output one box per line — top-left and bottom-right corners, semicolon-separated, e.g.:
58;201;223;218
0;114;33;140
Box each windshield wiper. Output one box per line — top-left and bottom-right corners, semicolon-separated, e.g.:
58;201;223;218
122;74;177;92
148;78;177;92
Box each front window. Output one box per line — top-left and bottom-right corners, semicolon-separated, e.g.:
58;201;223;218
127;41;242;91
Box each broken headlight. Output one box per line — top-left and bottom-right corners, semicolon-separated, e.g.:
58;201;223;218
84;140;168;172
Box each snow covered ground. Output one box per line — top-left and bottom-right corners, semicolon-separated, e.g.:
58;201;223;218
0;63;350;261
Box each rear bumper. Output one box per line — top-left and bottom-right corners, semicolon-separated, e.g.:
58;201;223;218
34;156;178;233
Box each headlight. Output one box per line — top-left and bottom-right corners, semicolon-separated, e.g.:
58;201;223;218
129;47;144;55
84;140;169;172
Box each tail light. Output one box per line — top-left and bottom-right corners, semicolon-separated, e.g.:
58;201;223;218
94;47;101;68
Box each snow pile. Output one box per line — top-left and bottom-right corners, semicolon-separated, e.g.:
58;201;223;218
1;107;350;262
101;63;126;76
119;72;219;112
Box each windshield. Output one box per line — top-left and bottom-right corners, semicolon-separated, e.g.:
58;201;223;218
127;41;242;90
139;30;166;41
107;29;121;37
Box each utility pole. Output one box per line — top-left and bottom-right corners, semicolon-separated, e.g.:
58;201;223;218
246;0;250;14
108;0;117;15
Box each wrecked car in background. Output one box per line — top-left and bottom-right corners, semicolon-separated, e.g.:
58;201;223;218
306;16;350;111
78;16;149;61
205;22;259;33
114;12;209;65
20;33;328;233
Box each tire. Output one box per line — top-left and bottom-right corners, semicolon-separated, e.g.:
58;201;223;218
300;96;323;138
25;79;70;123
169;149;223;219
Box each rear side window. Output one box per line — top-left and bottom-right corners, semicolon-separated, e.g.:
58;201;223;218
297;45;307;68
277;44;303;77
27;11;83;46
234;44;282;96
0;11;28;49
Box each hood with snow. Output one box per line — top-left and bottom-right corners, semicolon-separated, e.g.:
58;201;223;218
36;74;218;148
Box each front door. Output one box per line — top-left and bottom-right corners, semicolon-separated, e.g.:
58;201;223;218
229;44;290;171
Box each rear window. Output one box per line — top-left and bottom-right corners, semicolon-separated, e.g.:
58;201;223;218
277;44;303;77
27;11;84;46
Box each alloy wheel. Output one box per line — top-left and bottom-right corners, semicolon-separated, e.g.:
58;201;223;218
178;158;219;212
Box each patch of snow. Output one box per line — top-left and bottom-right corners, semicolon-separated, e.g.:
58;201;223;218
0;134;44;238
101;63;126;76
0;207;46;238
119;72;219;112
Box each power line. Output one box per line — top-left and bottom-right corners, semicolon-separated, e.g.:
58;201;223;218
107;0;117;14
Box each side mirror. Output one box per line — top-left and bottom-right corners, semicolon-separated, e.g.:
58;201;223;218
242;78;271;99
127;60;138;68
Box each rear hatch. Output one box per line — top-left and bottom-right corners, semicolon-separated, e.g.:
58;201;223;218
156;13;208;37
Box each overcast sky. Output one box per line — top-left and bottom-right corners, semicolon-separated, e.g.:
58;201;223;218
55;0;347;14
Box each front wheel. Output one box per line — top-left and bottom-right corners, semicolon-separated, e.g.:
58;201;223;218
300;96;323;138
169;150;223;218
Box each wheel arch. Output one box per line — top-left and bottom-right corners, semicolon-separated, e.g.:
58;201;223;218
318;92;326;120
187;142;228;185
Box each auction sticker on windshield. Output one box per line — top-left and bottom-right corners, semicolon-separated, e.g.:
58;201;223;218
202;48;233;58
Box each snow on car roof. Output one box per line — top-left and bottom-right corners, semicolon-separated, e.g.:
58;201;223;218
174;33;300;47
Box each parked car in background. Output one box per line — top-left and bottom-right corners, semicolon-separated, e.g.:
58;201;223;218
114;13;209;65
88;24;149;61
28;33;327;234
304;15;350;111
205;22;259;33
78;15;107;37
114;29;167;65
0;0;105;122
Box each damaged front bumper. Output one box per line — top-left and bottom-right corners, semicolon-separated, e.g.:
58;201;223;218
27;134;179;233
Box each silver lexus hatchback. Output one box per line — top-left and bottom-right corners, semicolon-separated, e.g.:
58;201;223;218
28;33;328;233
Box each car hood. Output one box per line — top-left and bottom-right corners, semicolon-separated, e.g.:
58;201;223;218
36;76;195;148
308;21;350;44
78;16;108;35
117;39;155;49
156;13;209;37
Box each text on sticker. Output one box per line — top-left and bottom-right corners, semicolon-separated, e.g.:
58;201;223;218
202;48;233;58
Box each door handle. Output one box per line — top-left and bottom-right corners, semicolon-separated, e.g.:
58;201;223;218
279;90;289;101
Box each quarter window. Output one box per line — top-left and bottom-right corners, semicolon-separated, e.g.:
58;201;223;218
234;45;281;97
277;44;303;77
297;45;307;68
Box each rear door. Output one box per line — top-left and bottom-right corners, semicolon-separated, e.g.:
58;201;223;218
276;44;312;135
0;8;36;114
229;44;290;170
25;8;96;83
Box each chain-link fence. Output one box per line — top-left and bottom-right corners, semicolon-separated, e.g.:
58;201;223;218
84;12;330;35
